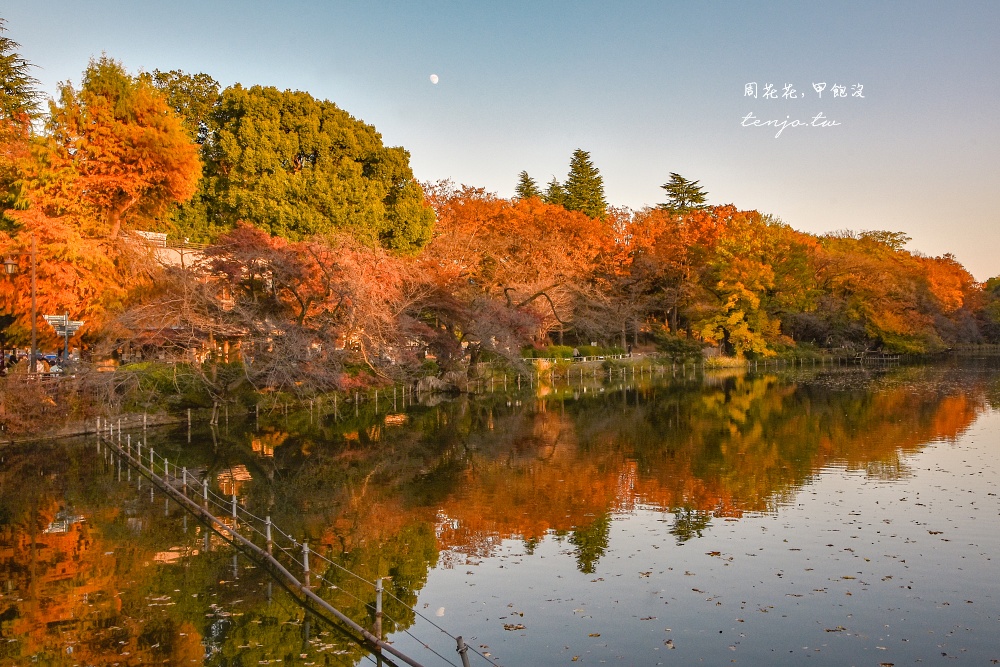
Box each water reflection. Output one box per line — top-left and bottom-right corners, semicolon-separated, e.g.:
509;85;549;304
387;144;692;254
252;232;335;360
428;368;984;563
0;363;995;665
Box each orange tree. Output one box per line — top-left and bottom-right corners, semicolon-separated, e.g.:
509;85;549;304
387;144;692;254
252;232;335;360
419;183;608;364
1;56;200;353
194;224;419;392
45;56;201;240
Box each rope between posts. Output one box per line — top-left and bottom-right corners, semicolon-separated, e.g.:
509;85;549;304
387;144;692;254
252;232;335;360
395;628;460;667
310;550;376;587
238;506;269;524
102;431;499;667
312;572;367;608
379;604;502;667
100;434;434;667
269;522;301;545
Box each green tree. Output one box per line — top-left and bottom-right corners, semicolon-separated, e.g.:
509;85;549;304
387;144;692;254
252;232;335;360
148;70;223;242
569;512;611;573
979;276;1000;342
659;172;707;216
203;85;434;251
149;69;220;145
0;18;41;221
564;148;607;218
514;170;541;199
0;18;41;128
543;176;566;207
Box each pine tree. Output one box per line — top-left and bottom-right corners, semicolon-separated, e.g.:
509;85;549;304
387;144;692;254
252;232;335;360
543;177;567;207
564;149;607;219
659;172;708;215
0;19;41;128
0;18;41;220
515;171;541;199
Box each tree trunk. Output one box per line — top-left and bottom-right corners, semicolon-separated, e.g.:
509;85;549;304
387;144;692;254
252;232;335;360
108;208;123;240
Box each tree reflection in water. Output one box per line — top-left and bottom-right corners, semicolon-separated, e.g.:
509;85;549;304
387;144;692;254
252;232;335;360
0;363;994;664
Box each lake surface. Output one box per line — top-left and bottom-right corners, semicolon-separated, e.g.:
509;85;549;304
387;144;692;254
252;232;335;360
2;360;999;666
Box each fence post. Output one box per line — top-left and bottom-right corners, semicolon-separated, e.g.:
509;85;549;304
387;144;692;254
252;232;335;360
182;467;187;493
202;479;208;508
149;447;154;472
303;541;311;588
375;577;383;641
456;636;472;667
232;495;238;529
266;516;273;556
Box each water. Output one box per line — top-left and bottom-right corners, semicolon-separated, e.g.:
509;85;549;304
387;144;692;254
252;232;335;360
1;361;999;665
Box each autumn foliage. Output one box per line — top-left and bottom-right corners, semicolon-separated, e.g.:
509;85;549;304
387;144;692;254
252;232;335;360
0;27;997;396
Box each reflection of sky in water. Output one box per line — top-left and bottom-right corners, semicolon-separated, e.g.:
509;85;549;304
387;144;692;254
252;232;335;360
412;409;1000;666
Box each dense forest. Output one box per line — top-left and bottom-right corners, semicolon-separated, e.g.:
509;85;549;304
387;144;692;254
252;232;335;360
2;17;1000;403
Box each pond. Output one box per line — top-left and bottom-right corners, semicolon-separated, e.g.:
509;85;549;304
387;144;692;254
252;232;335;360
1;360;999;666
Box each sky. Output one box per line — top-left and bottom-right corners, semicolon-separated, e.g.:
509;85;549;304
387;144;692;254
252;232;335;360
4;1;999;279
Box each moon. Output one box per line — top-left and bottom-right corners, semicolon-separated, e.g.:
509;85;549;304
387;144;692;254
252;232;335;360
429;74;439;84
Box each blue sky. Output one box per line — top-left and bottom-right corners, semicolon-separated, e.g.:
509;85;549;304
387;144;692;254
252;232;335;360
5;1;999;279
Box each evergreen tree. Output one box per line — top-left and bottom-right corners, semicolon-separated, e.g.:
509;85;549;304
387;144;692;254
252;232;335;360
0;18;41;128
659;172;708;215
0;18;41;222
149;69;221;145
193;85;434;251
564;148;607;218
514;170;541;200
543;177;567;207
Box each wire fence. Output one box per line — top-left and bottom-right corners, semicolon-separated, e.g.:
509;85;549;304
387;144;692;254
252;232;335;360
96;420;499;667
